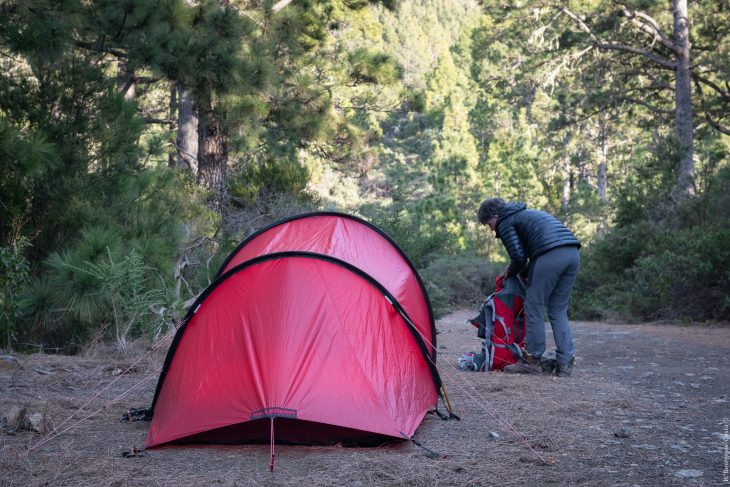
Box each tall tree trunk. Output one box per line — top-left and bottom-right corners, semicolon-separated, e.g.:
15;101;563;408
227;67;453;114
597;114;608;203
561;168;571;212
195;0;230;213
597;115;609;234
197;93;228;212
578;149;588;182
117;61;136;100
561;133;571;211
569;170;575;195
175;83;199;173
673;0;695;196
168;85;177;168
524;86;539;146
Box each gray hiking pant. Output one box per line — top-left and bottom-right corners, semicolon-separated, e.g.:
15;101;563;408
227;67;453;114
524;245;580;366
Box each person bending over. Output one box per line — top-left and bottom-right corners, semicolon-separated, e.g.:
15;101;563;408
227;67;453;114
478;197;581;377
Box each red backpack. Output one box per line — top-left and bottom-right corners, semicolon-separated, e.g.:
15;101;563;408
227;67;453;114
468;275;526;371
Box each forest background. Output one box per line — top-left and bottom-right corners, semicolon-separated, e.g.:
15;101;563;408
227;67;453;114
1;0;728;353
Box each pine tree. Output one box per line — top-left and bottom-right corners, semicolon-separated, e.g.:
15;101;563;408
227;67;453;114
481;0;730;199
0;0;192;347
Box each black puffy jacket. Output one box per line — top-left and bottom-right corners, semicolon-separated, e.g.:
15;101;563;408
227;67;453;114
496;202;581;276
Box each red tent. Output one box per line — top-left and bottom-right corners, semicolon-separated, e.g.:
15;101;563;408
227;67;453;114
145;212;444;448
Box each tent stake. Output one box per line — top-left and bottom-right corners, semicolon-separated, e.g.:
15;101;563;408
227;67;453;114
269;418;276;472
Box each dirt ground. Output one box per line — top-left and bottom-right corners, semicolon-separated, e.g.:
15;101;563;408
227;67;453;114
2;310;729;486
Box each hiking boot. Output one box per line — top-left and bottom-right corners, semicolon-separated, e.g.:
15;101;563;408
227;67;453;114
540;356;557;374
503;351;543;374
555;357;575;377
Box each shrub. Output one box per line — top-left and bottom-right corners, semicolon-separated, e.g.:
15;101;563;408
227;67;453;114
229;157;314;205
61;248;165;352
17;227;171;352
629;228;730;320
572;169;730;323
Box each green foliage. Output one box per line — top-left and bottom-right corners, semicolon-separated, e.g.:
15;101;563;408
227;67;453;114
574;227;730;322
563;179;608;242
573;169;730;322
0;119;57;242
630;229;730;320
612;136;679;227
0;237;31;348
13;228;171;350
348;48;403;84
55;246;166;350
229;157;314;204
15;276;57;343
0;0;197;349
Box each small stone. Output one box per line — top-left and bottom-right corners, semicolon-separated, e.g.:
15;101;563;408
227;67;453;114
26;413;47;434
614;427;631;438
2;406;26;430
489;431;500;440
0;355;21;370
676;469;703;479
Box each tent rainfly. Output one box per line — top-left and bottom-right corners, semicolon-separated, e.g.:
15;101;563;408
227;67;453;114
145;212;450;451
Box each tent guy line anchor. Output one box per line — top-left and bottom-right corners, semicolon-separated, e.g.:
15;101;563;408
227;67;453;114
401;433;441;459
